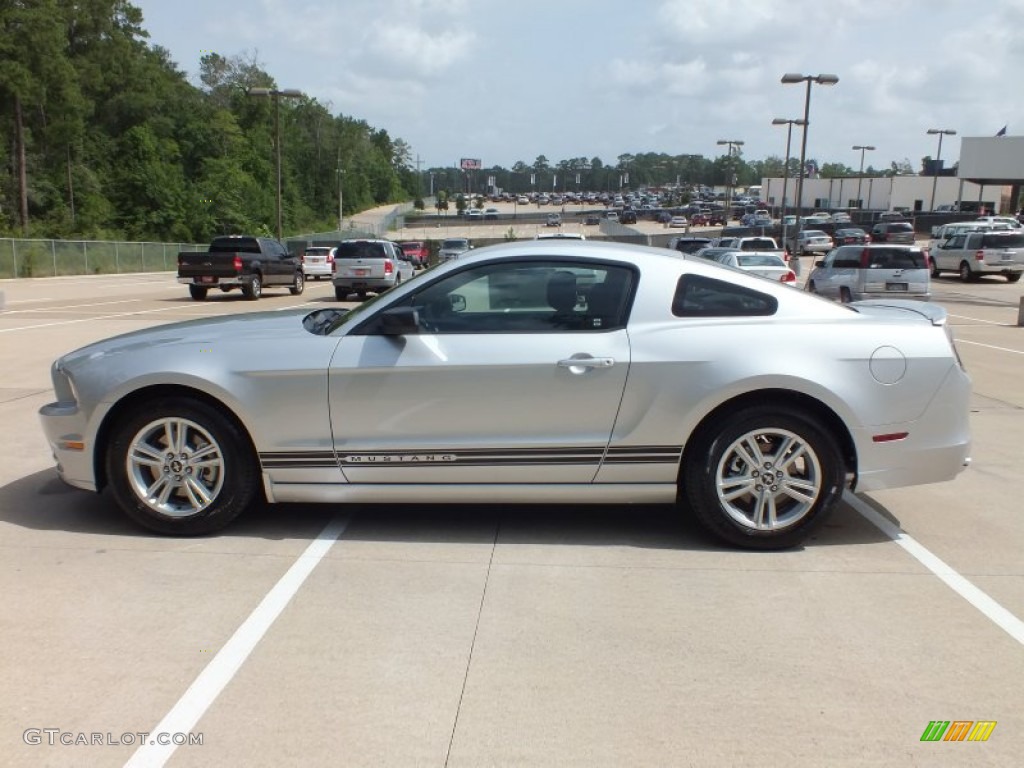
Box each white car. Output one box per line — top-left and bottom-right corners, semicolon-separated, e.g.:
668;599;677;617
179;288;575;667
713;251;796;285
793;230;834;254
302;246;335;279
669;216;689;228
40;240;972;550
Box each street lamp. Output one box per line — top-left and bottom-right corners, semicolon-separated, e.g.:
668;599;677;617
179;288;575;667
716;139;744;219
852;145;875;210
927;128;956;212
781;73;839;263
248;87;303;240
772;119;805;253
336;159;345;232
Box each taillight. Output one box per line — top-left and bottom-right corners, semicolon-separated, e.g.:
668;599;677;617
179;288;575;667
780;271;796;283
233;256;243;271
384;259;394;274
327;251;334;263
864;235;872;243
860;248;872;268
975;250;984;261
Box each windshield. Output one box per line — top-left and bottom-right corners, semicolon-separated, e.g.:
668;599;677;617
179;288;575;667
442;239;469;249
737;254;786;267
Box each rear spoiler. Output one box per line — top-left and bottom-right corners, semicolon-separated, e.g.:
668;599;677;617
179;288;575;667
851;299;948;326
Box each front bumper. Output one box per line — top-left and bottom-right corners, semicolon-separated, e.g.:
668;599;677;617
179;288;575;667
38;400;97;492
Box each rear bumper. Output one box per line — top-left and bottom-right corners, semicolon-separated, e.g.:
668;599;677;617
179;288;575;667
177;276;245;288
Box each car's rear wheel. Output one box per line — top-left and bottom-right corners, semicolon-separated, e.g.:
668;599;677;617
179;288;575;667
682;406;845;550
289;271;305;295
188;285;208;301
242;272;262;299
959;261;976;283
839;287;852;303
105;397;258;535
335;286;346;301
357;289;367;300
1006;273;1021;283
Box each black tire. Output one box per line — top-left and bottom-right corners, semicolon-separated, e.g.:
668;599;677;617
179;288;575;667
959;261;975;283
335;286;347;301
188;285;208;301
839;287;852;304
242;272;262;300
289;271;305;295
806;280;817;294
682;406;845;550
105;397;258;535
931;261;941;278
357;289;367;300
1006;273;1021;284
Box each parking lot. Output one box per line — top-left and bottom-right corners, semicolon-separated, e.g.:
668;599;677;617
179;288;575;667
1;268;1022;766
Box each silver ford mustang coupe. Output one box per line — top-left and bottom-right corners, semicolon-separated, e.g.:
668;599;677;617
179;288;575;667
39;240;971;549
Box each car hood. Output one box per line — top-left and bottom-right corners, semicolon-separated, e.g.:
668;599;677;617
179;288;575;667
58;309;314;368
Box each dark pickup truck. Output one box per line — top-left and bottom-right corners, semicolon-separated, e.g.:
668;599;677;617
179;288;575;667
177;235;304;300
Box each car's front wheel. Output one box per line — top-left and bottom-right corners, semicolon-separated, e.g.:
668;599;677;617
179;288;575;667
931;261;942;278
682;406;845;549
105;397;258;535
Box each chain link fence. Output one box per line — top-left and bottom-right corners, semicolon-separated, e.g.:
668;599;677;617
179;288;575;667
0;238;206;279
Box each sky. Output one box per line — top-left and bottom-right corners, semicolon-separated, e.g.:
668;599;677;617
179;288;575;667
131;0;1024;173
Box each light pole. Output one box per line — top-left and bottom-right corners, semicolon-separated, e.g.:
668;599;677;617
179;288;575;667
336;159;344;232
853;145;875;211
772;119;804;256
781;73;839;262
716;139;744;220
927;128;956;212
248;87;303;240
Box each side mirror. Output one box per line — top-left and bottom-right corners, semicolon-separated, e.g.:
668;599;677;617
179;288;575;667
815;260;825;268
378;306;420;336
449;293;467;313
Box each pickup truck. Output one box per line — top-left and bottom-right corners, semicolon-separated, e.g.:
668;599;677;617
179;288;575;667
177;236;304;300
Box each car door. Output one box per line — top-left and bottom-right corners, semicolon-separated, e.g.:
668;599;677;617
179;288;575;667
936;234;967;271
327;258;635;484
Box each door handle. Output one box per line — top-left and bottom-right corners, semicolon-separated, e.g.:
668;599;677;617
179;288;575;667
557;355;615;371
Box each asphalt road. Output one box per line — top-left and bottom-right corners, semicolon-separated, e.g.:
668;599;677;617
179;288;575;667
1;268;1022;767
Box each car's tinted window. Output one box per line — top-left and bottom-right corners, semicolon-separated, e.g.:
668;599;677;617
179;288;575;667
337;242;388;260
868;248;926;269
887;223;914;233
672;275;777;317
981;233;1024;248
374;261;635;334
832;248;861;268
736;253;786;267
739;238;777;250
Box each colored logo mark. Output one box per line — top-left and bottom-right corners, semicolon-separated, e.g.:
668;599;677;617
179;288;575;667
920;720;996;742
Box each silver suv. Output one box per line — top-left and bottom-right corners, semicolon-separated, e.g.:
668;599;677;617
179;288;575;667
332;239;415;300
438;237;472;263
929;230;1024;283
806;244;930;302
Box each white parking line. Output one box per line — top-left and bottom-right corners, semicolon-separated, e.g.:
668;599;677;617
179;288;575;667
948;313;1007;326
846;491;1024;646
0;305;192;333
124;515;349;768
956;339;1024;355
3;298;143;314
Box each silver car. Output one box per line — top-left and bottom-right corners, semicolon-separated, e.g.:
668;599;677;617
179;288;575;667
438;237;472;263
806;244;931;302
39;240;971;550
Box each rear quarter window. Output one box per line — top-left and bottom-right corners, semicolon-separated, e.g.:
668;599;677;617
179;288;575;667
889;223;914;233
672;274;777;317
982;233;1024;248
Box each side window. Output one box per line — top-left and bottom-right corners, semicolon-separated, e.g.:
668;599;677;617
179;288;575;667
374;261;635;334
947;234;967;249
672;274;777;318
831;247;859;269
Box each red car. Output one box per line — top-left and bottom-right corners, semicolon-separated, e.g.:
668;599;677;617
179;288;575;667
399;241;429;268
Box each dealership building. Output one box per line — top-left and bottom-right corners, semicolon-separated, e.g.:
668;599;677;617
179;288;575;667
758;135;1023;214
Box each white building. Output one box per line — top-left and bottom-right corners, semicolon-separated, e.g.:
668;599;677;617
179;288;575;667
758;134;1023;214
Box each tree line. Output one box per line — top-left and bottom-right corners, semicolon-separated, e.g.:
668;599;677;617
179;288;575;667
0;0;419;242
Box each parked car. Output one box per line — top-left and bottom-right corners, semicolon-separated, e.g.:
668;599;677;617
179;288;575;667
668;236;713;254
484;208;500;220
805;244;931;302
619;210;638;224
832;227;871;245
177;235;303;301
791;230;833;255
534;232;586;240
302;245;336;280
712;251;797;285
829;212;852;224
546;213;562;227
438;237;472;263
929;230;1024;282
39;240;972;550
466;208;484;220
669;216;689;228
871;221;916;244
803;213;832;226
332;239;415;300
399;241;429;268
